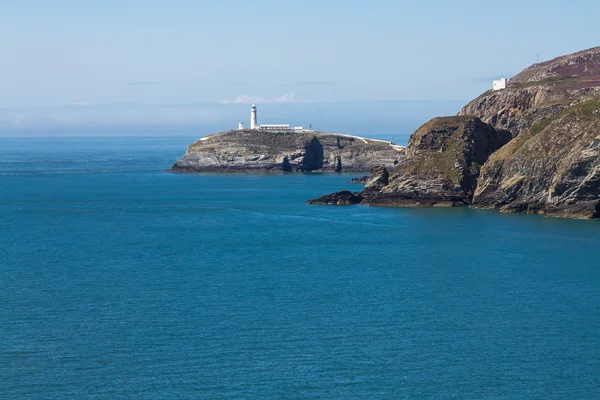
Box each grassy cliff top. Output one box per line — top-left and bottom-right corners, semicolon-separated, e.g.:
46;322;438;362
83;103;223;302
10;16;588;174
510;46;600;87
186;129;396;154
412;116;479;133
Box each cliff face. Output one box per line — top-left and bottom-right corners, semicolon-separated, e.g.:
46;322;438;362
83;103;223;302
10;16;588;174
308;46;600;219
473;99;600;218
170;130;405;173
364;117;510;207
459;46;600;218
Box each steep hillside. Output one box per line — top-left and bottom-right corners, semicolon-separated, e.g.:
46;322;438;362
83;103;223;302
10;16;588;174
473;99;600;218
363;117;510;206
309;46;600;219
460;46;600;218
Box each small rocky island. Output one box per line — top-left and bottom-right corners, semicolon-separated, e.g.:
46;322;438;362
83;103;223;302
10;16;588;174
169;130;405;173
309;46;600;219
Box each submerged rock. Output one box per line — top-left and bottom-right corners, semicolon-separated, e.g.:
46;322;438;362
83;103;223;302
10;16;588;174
350;176;370;184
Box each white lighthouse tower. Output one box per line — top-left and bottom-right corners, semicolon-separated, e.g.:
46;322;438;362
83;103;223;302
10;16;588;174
250;104;258;130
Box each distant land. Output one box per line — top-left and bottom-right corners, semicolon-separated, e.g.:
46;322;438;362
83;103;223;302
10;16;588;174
0;100;464;139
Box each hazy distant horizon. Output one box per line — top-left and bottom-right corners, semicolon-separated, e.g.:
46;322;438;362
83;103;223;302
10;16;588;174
3;0;598;139
0;100;465;141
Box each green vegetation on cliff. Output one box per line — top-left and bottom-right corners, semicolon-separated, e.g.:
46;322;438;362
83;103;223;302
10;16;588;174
311;46;600;219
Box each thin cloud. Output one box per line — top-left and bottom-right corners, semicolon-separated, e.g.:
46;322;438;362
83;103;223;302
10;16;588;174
219;95;265;104
219;93;301;104
71;100;89;106
274;93;299;103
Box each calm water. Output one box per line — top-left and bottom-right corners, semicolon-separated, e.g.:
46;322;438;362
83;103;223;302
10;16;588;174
1;137;599;399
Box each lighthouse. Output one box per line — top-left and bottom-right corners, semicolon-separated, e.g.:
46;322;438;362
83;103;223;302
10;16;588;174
250;104;258;129
235;103;306;132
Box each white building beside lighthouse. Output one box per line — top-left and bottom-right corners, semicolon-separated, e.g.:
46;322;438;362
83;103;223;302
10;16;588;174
238;104;307;132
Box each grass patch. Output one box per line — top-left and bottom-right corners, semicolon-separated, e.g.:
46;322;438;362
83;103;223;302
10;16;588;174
529;116;557;136
493;97;600;160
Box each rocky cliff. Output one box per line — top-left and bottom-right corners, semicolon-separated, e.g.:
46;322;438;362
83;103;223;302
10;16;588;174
309;46;600;219
459;46;600;218
170;130;405;173
366;117;510;207
473;99;600;218
308;117;509;207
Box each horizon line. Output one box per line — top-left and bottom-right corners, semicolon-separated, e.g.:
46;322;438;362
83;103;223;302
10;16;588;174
0;99;469;110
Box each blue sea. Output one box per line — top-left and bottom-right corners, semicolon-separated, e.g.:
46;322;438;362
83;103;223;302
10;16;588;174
1;136;599;399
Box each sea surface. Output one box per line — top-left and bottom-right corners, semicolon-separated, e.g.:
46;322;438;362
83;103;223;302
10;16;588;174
1;136;599;399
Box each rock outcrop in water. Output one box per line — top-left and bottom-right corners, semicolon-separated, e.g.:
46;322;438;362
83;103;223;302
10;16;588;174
350;176;370;184
309;166;390;205
310;46;600;219
169;130;405;173
306;190;364;205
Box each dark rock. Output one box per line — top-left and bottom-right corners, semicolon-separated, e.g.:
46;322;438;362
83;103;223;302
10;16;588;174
306;191;364;205
364;166;389;191
281;156;292;172
360;166;390;203
350;176;370;184
334;155;343;172
300;137;324;171
349;167;390;187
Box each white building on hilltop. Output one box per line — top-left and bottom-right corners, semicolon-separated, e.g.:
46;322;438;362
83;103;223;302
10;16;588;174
493;78;508;91
238;104;306;132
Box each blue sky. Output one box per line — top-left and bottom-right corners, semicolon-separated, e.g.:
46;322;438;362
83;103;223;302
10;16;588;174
1;0;598;132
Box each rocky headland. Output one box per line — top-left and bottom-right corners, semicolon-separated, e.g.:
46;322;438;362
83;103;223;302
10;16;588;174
169;130;405;173
365;116;510;207
309;46;600;219
460;46;600;218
